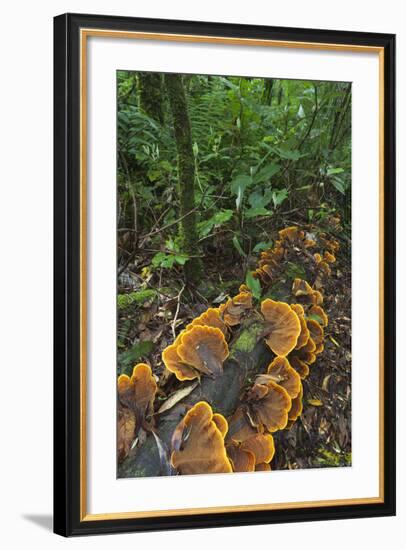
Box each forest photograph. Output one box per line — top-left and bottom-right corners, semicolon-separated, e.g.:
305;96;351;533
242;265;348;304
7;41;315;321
116;71;352;479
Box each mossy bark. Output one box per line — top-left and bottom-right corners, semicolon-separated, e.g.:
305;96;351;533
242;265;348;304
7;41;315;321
118;321;271;478
164;74;202;284
137;72;164;124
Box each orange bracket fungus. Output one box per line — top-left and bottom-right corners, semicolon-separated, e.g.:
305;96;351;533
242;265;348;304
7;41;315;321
171;401;232;475
279;225;304;243
226;443;256;472
246;381;292;433
314;252;322;264
257;356;301;399
163;325;229;381
226;408;275;472
255;462;272;472
261;299;301;356
324;251;336;263
219;291;253;326
117;363;157;462
306;319;324;354
308;305;328;327
291;303;310;349
292;278;323;305
289;355;310;379
291;335;317;365
162;339;198;382
117;404;137;463
186;307;228;337
117;363;157;424
288;383;303;423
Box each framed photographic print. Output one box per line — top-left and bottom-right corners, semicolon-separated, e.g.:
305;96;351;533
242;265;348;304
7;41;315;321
53;13;396;536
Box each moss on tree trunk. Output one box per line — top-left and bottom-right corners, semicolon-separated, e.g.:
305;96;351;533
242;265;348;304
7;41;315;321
137;72;164;124
165;74;202;284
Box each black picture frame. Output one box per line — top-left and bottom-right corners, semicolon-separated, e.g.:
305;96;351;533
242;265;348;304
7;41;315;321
54;12;396;536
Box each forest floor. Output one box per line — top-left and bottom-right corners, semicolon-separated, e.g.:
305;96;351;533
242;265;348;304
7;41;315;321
117;217;352;470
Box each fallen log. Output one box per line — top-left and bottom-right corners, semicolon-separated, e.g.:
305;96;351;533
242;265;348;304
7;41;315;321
118;321;272;478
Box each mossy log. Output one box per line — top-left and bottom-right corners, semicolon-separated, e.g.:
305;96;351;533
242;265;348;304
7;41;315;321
118;322;272;478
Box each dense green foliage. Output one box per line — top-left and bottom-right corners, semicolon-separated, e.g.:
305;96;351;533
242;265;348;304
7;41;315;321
117;72;351;284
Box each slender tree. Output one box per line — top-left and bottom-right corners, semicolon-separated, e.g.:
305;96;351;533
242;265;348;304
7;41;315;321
137;72;164;124
164;73;202;284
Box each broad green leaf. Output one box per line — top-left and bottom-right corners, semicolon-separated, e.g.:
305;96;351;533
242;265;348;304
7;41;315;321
327;167;345;175
248;188;274;209
253;241;273;253
198;209;234;237
230;175;252;196
307;312;324;325
276;148;304;161
161;256;176;269
151;252;167;268
253;163;280;184
330;177;348;195
272;189;289;208
152;251;188;269
118;341;154;372
245;271;261;300
245;207;272;219
174;255;188;265
230;175;252;211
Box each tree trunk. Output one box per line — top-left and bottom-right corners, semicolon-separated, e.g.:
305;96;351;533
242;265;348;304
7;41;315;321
137;72;164;124
118;321;272;478
164;74;202;284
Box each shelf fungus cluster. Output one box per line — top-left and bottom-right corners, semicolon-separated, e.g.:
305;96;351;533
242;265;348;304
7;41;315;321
171;402;233;475
117;363;157;462
162;322;229;380
117;224;337;476
252;226;318;287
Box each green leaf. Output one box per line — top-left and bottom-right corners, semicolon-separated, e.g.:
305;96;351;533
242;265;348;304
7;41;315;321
307;312;324;325
272;189;289;208
245;207;272;219
230;175;252;210
245;271;261;300
276;148;304;161
174;255;188;265
253;164;280;184
248;188;274;209
214;209;234;223
151;252;188;269
253;240;273;253
118;341;154;373
160;256;176;269
330;177;348;195
232;235;246;257
198;209;234;237
151;252;168;268
230;175;252;195
327;167;345;175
